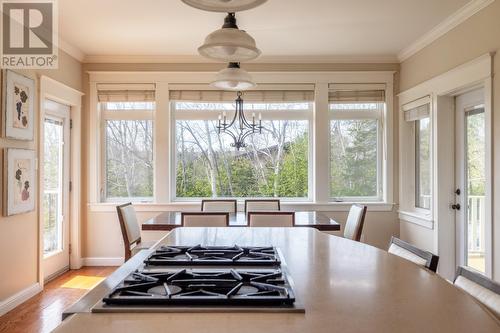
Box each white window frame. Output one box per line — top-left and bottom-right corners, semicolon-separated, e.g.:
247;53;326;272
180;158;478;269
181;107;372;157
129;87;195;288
414;117;431;210
87;71;394;212
399;96;434;225
170;98;314;202
99;101;155;203
328;100;385;202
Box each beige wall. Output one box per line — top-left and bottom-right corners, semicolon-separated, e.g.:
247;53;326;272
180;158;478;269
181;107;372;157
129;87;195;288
0;51;82;301
80;62;400;259
399;1;500;279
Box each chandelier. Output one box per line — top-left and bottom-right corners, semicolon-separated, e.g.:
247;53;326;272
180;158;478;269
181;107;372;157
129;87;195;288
182;0;267;149
217;91;263;150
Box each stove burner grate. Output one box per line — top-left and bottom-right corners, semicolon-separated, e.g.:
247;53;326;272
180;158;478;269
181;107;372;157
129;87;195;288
103;268;295;307
144;245;281;266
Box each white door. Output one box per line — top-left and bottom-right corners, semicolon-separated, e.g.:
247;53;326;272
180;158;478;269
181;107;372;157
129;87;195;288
454;88;490;276
42;100;71;280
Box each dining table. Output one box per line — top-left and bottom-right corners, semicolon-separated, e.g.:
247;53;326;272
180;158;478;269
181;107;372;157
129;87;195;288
141;210;341;232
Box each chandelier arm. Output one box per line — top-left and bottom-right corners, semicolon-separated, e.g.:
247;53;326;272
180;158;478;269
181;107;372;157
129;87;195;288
225;109;238;129
222;127;238;142
239;128;257;143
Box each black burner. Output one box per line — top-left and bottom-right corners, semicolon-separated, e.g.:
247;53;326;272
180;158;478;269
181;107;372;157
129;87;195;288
144;245;281;266
103;269;295;307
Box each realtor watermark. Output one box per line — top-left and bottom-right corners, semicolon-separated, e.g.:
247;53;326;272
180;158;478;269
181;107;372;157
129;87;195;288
1;0;58;69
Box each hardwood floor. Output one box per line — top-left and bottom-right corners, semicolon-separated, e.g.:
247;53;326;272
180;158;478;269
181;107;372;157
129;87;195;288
0;267;115;333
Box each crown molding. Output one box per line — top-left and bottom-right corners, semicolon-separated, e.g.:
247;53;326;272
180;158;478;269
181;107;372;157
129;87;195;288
83;54;398;64
59;38;86;62
398;0;495;62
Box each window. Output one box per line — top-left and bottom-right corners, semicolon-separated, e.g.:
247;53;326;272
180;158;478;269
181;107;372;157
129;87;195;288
171;89;313;200
403;100;431;210
98;85;155;202
415;117;431;209
329;86;385;200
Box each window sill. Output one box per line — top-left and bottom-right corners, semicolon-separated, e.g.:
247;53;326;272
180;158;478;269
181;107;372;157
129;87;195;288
88;202;395;213
398;210;434;229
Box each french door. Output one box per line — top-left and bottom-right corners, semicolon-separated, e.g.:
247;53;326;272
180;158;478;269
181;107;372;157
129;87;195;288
454;88;490;276
42;100;71;280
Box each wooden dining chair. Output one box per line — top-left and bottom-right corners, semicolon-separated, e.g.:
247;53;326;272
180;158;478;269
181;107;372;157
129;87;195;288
247;211;295;227
388;236;439;272
181;212;230;227
454;266;500;319
116;203;151;261
344;204;366;242
244;199;280;212
343;204;367;242
201;199;237;213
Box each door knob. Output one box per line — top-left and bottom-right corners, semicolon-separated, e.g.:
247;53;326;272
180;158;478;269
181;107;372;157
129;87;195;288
455;188;461;195
451;203;461;210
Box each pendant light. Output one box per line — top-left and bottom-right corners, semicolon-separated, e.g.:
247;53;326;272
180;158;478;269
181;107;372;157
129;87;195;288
198;13;261;62
181;0;267;12
210;62;256;91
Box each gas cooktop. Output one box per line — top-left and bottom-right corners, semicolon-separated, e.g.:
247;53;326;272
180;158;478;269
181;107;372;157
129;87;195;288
144;245;281;266
102;268;295;307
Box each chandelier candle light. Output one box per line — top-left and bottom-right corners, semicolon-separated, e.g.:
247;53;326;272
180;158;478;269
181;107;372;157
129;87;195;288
217;91;263;150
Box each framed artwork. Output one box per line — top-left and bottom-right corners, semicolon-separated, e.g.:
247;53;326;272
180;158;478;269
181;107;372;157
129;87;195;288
3;148;36;216
2;70;35;140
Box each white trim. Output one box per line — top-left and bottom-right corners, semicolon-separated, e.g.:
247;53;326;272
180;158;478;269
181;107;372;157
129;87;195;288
398;53;493;280
82;257;125;266
39;76;84;284
88;202;395;213
84;54;399;64
88;71;394;209
58;38;86;62
399;53;493;101
0;283;42;316
398;210;434;229
397;0;495;62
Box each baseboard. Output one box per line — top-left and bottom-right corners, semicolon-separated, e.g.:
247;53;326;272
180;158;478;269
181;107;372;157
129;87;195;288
0;283;42;316
82;257;124;266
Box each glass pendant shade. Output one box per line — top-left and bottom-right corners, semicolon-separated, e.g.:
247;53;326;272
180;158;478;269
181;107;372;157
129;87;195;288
199;28;260;62
210;63;256;91
181;0;267;12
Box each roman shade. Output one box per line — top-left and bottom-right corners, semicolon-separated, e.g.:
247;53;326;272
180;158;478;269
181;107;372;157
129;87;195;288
169;84;314;102
97;83;156;102
329;84;386;103
402;96;431;122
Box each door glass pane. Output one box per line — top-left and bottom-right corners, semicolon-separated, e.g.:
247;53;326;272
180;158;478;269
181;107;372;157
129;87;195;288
43;118;64;255
415;118;431;209
465;109;485;272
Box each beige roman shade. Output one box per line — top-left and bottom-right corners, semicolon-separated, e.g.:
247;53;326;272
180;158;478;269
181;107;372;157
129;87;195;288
402;96;431;122
169;84;314;102
328;84;386;103
97;83;156;102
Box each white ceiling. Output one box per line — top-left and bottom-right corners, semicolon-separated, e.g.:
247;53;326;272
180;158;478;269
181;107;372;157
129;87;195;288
59;0;471;62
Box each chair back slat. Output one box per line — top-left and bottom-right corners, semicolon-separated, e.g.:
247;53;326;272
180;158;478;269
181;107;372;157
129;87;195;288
201;199;237;213
388;237;439;272
248;211;295;227
116;203;141;261
245;199;280;212
454;266;500;319
181;212;230;227
343;204;367;242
